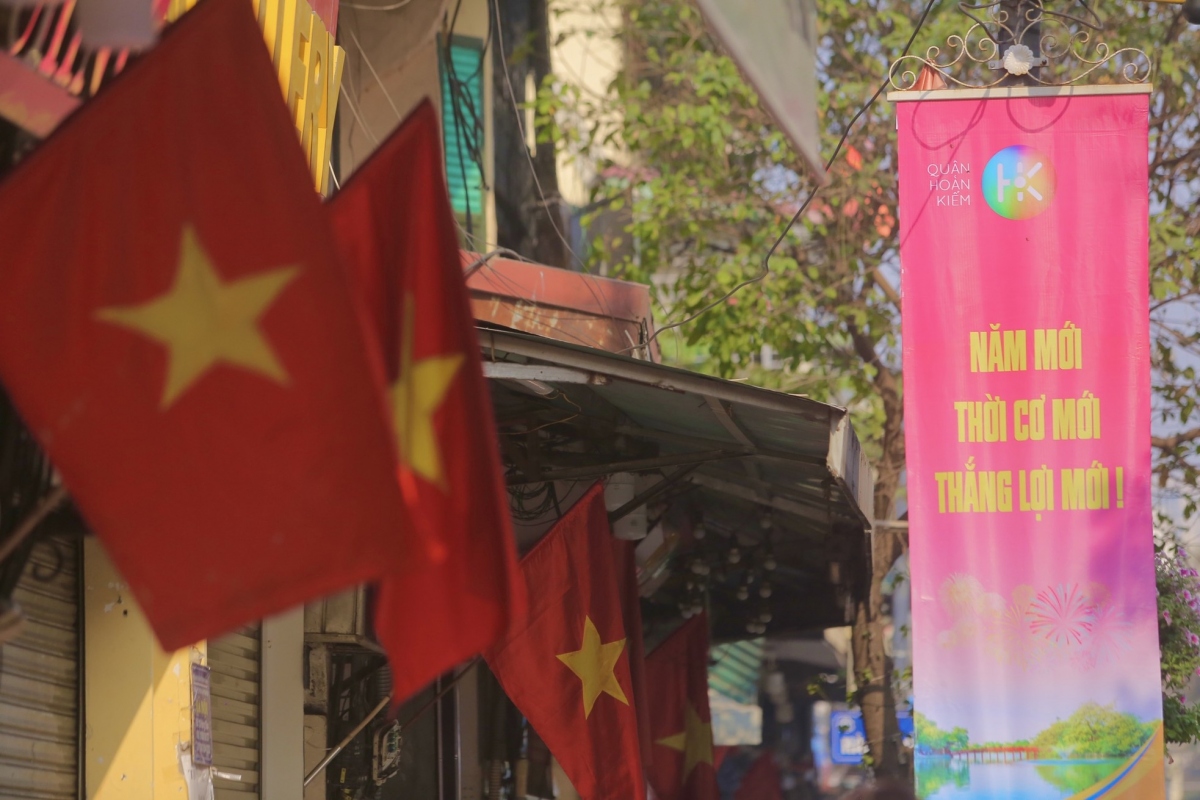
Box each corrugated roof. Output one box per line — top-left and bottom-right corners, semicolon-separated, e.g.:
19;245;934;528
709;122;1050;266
481;328;873;528
480;327;874;639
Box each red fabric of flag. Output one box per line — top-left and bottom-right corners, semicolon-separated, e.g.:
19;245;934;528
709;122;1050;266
485;484;647;800
713;746;733;772
735;751;783;800
328;98;525;704
614;536;653;770
646;613;719;800
0;0;413;650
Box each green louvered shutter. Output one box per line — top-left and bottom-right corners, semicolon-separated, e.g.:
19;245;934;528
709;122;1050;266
439;39;486;239
708;637;765;705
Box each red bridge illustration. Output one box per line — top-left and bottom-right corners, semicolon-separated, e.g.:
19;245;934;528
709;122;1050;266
949;747;1040;763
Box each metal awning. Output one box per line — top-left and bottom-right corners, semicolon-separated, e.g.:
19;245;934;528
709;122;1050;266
480;327;874;641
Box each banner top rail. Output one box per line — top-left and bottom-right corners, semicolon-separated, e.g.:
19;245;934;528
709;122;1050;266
889;84;1153;103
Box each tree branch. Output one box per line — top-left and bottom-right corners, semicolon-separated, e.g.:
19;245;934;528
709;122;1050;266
1154;428;1200;452
846;317;905;516
872;268;901;310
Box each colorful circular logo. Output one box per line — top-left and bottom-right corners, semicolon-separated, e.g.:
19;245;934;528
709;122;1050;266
982;145;1056;219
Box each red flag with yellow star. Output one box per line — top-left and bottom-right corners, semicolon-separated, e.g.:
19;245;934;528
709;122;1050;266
734;751;783;800
614;537;653;769
0;0;414;649
328;98;525;704
484;484;647;800
646;613;719;800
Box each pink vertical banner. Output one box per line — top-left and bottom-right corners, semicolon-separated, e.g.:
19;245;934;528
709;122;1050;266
897;88;1164;799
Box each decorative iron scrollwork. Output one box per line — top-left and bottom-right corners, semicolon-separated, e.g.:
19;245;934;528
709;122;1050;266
889;0;1151;90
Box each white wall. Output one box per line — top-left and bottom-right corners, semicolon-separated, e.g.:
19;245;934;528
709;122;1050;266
546;0;625;209
336;0;496;242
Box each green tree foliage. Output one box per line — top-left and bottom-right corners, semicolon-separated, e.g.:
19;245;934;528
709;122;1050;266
1032;704;1156;759
540;0;939;772
917;704;1154;761
540;0;1200;769
1034;761;1126;795
915;758;969;796
1157;551;1200;745
914;712;969;751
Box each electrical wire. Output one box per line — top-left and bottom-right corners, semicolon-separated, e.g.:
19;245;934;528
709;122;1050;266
642;0;942;351
337;0;623;343
490;0;584;271
464;248;521;279
509;482;560;520
343;2;620;334
340;87;379;145
457;223;626;349
490;0;623;334
341;0;414;9
459;234;615;336
340;1;489;234
443;0;491;236
474;265;622;350
342;0;489;235
445;0;475;237
345;26;404;122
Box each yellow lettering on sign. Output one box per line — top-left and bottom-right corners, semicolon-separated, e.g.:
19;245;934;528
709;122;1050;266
317;47;345;192
170;0;342;194
167;0;199;20
254;0;285;66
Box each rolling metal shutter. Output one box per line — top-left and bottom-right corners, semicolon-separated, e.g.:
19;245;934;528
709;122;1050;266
210;624;262;799
0;536;80;799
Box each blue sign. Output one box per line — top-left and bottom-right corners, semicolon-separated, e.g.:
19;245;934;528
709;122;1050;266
830;709;915;765
191;663;213;767
898;709;915;748
830;710;866;765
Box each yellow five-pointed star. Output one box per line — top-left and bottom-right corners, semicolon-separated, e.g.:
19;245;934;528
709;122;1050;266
656;703;715;779
556;616;629;719
390;294;462;489
97;225;299;408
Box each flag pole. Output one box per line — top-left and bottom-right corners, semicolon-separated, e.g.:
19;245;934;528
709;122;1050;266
303;659;479;787
303;694;391;788
0;484;68;565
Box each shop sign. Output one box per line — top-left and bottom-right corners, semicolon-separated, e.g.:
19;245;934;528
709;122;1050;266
167;0;344;194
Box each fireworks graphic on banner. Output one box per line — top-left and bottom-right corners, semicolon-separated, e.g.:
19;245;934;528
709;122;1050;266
935;576;1136;670
940;573;988;616
1029;584;1094;646
996;585;1045;667
1076;602;1133;668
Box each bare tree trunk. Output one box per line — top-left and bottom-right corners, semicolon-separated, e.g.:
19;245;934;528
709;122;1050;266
849;323;906;779
851;522;904;778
